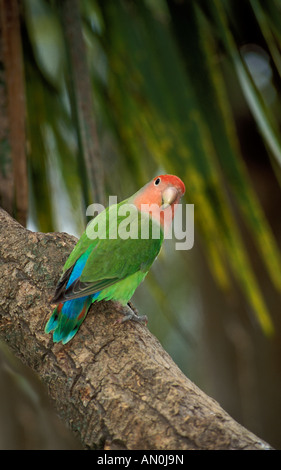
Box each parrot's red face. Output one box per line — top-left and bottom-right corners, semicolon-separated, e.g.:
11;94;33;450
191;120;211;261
134;174;185;232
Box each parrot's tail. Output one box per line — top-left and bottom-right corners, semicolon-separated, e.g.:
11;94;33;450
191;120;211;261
45;296;93;344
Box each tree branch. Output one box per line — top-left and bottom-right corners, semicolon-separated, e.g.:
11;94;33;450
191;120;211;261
0;208;272;450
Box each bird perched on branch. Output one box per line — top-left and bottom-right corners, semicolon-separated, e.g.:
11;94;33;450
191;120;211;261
45;174;185;344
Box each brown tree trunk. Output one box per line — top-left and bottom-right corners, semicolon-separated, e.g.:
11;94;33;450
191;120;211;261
58;0;105;208
0;0;28;226
0;208;273;450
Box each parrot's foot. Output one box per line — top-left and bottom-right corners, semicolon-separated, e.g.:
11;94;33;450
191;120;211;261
114;304;148;326
119;311;148;325
127;301;139;316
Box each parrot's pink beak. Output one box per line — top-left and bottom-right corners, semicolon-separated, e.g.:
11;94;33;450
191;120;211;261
161;186;179;209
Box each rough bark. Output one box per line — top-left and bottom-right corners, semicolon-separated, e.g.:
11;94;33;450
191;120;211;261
0;208;273;450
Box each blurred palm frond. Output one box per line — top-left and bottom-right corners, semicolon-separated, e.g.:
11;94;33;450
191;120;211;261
21;0;281;333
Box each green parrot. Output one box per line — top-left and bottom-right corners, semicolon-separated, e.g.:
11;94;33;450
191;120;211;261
45;174;185;343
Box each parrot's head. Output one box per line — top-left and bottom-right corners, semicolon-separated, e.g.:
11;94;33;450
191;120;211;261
133;174;185;232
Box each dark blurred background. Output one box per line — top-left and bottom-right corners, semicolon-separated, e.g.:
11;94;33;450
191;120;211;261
1;0;281;449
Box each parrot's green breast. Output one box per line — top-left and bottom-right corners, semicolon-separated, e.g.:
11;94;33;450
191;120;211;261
94;270;147;305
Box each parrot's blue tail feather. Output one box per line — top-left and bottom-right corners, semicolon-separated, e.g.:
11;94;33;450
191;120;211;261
46;249;96;343
45;304;61;333
45;296;93;344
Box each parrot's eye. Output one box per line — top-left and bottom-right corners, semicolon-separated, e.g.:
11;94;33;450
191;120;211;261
154;177;161;186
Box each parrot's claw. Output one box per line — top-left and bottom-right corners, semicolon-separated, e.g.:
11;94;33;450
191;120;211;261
114;304;148;326
119;312;148;325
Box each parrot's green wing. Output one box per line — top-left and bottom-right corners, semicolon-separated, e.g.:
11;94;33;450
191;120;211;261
53;203;118;302
52;206;111;302
58;206;164;302
63;202;122;272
